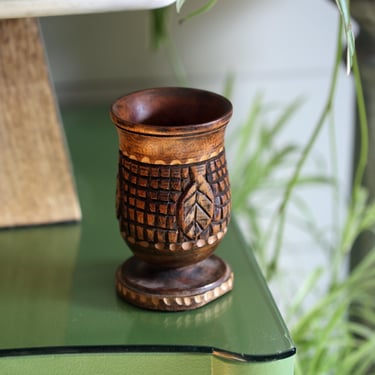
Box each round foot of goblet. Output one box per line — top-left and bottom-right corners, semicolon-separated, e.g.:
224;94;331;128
116;255;234;311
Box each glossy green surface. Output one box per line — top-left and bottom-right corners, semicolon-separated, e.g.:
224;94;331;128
0;107;295;372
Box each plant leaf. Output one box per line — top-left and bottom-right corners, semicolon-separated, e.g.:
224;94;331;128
269;97;304;138
150;7;170;50
176;0;186;13
179;0;218;24
334;0;355;74
222;72;235;100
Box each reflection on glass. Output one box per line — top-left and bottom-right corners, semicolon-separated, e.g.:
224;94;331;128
0;225;80;350
120;294;233;349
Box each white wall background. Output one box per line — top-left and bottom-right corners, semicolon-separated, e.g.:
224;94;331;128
40;0;355;314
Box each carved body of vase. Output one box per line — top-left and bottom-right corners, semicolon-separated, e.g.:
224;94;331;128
110;87;233;311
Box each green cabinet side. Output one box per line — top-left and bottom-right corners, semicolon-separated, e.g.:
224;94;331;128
1;353;294;375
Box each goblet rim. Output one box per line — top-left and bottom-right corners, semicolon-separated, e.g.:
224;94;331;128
110;86;233;137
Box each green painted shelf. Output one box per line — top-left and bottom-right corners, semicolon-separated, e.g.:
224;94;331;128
0;107;295;374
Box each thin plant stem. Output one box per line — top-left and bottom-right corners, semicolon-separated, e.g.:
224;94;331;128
267;19;344;279
351;52;368;198
332;49;369;281
179;0;218;24
328;102;341;258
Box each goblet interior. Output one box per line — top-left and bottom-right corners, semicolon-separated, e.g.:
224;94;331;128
111;86;232;127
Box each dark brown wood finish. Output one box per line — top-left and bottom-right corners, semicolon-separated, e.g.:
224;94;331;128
111;87;234;311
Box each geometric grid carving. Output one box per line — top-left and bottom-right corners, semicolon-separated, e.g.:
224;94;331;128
116;150;231;251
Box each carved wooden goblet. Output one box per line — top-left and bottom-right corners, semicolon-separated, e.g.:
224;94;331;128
110;87;233;311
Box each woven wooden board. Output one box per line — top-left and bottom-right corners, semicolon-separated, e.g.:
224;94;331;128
0;18;81;227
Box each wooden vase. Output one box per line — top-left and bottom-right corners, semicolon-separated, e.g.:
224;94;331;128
110;87;234;311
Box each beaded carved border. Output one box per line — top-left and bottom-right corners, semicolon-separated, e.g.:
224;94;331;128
121;147;224;165
116;269;234;311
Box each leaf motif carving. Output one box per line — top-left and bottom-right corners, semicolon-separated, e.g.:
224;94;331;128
178;178;214;240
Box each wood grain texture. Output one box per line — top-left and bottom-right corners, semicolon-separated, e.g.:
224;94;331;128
112;87;232;269
0;18;81;227
111;87;233;311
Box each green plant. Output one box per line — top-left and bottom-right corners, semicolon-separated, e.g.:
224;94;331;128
229;93;313;274
228;14;375;375
227;9;375;375
151;1;375;373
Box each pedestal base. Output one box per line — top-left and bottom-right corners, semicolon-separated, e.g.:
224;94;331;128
116;255;234;311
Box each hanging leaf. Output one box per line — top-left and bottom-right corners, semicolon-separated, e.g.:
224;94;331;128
150;7;170;50
179;0;218;24
334;0;355;74
176;0;186;13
